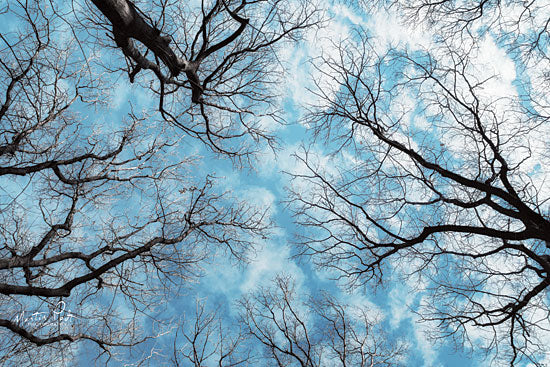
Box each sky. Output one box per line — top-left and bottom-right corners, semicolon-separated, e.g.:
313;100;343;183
124;2;499;366
2;0;549;366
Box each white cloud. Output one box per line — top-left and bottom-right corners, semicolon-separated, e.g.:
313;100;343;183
389;283;441;366
239;243;305;293
238;185;277;216
331;3;366;26
366;8;432;52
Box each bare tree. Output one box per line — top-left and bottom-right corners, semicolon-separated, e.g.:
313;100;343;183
238;275;407;366
172;300;253;367
0;2;271;364
168;278;406;367
80;0;322;160
288;22;550;366
377;0;550;64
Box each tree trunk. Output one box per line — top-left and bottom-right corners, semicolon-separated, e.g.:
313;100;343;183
90;0;183;76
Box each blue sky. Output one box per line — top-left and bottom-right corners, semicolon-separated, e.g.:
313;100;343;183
103;3;493;364
164;2;547;365
3;0;549;366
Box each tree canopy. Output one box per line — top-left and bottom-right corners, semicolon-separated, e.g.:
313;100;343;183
1;0;549;365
